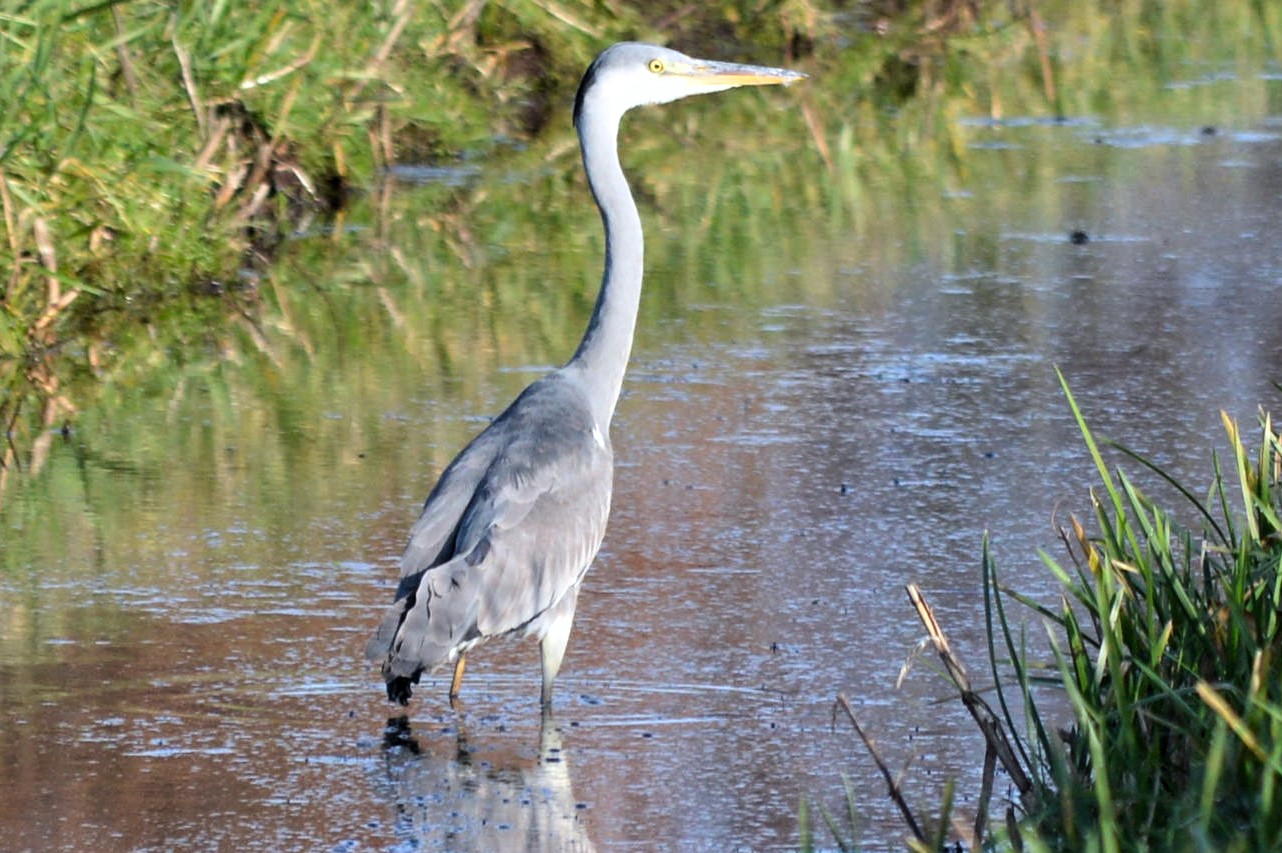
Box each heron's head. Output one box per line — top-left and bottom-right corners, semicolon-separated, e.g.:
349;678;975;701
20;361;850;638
574;42;806;130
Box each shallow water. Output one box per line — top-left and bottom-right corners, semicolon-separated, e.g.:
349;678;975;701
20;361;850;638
3;88;1282;850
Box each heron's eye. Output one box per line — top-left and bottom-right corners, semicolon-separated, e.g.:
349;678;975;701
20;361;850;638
648;58;665;74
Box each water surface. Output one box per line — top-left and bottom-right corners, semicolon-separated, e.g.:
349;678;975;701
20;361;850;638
3;82;1282;851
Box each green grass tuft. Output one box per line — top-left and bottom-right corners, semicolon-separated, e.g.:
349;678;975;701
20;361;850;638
987;375;1282;850
818;377;1282;850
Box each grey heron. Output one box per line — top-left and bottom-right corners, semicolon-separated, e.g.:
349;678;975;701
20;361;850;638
366;42;805;708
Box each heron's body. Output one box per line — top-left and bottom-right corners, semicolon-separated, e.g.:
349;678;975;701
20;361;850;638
366;42;804;708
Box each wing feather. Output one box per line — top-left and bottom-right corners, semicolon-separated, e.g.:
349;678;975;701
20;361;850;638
366;373;613;680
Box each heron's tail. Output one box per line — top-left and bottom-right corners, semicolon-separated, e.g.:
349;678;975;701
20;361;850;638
366;566;429;661
367;559;481;704
385;670;420;705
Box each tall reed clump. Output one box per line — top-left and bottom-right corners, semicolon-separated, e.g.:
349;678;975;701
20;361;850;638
817;372;1282;851
985;371;1282;850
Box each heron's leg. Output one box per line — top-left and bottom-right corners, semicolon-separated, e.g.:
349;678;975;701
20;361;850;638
448;654;467;704
539;587;580;707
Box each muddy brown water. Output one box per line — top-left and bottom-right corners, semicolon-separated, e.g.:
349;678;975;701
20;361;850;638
3;105;1282;850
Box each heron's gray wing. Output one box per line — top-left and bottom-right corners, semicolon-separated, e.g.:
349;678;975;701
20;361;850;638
371;375;613;671
385;430;611;676
397;428;504;580
454;411;613;635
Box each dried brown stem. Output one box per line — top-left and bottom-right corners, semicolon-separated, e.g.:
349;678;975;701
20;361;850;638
1025;2;1058;110
833;692;927;843
349;0;413;105
905;583;1035;803
173;27;205;138
0;168;23;297
524;0;603;38
799;100;833;172
112;5;140;103
975;741;997;842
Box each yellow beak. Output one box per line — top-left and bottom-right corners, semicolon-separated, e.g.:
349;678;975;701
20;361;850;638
682;59;808;89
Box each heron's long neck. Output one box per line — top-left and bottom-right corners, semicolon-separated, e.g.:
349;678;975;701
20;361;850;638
566;104;642;430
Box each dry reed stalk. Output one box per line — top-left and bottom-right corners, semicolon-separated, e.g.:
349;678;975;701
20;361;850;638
342;0;413;176
425;0;488;56
29;219;80;343
524;0;603;38
112;5;140;103
172;25;206;138
833;692;927;844
906;583;1033;801
972;736;998;845
0;168;23;297
799;100;834;172
193;113;231;174
353;0;414;167
33;218;58;308
1024;2;1057;109
239;31;320;91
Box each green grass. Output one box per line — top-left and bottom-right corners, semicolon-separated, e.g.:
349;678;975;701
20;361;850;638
0;0;819;472
807;377;1282;850
997;373;1282;850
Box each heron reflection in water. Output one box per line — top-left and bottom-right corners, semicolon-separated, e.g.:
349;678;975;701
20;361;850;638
366;43;805;708
379;715;594;852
